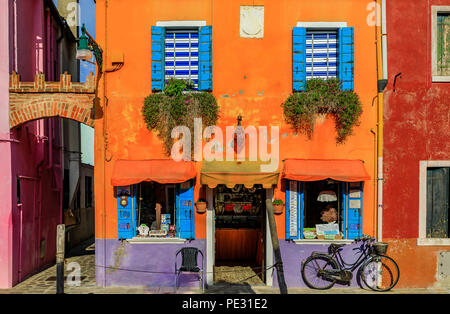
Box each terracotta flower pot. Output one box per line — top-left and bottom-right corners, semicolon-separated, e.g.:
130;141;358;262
196;202;207;214
273;203;284;215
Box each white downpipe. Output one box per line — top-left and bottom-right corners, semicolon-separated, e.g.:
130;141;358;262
377;157;383;241
381;0;388;81
377;0;387;242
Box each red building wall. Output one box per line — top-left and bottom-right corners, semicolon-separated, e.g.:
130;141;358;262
383;0;450;288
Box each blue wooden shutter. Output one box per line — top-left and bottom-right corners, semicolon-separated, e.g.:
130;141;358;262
344;182;363;239
198;26;212;91
285;180;300;239
338;27;355;91
177;180;195;239
151;26;165;91
117;185;137;239
293;27;307;92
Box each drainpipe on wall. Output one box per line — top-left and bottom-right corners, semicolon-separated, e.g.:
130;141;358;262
376;0;388;242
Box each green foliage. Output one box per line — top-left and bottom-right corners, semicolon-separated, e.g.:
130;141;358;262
273;199;284;205
142;79;219;156
281;78;363;143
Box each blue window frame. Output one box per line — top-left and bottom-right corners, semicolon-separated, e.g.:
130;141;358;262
285;180;363;240
293;26;355;92
116;180;195;240
151;25;212;92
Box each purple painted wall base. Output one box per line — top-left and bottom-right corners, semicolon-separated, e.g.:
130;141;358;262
95;238;206;288
273;240;366;289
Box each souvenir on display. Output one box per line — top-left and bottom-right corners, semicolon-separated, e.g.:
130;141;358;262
137;224;149;237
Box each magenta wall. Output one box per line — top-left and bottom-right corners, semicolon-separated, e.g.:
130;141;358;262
0;0;13;289
0;0;63;288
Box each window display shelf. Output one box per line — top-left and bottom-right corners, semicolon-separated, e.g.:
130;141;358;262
127;237;187;244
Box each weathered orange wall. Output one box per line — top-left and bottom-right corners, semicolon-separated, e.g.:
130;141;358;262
95;0;379;240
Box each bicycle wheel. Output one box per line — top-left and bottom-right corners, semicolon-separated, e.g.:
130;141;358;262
360;255;400;292
301;255;339;290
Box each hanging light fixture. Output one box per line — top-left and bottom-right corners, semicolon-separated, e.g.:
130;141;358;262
317;190;337;202
234;114;245;154
76;24;103;70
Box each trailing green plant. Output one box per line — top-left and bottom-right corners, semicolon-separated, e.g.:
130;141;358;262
281;78;363;143
142;79;219;156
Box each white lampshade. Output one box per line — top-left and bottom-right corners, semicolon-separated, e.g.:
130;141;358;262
76;49;93;61
317;190;337;202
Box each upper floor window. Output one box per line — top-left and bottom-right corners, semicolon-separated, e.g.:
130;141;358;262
437;13;450;76
306;30;338;80
418;161;450;246
151;22;212;92
432;6;450;82
165;29;199;89
293;22;354;92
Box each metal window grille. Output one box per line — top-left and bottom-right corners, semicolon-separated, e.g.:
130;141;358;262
306;30;338;80
165;29;199;89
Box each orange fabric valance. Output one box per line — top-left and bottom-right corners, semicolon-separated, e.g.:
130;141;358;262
200;161;279;189
282;159;370;182
111;159;196;186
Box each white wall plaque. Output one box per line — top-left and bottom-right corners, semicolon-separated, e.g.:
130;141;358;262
240;6;264;38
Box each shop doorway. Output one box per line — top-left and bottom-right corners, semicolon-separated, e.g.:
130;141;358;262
213;184;266;285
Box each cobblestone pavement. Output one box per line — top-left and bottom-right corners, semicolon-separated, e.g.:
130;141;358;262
0;238;448;294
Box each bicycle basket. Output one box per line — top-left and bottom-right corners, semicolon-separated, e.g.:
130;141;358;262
371;242;388;255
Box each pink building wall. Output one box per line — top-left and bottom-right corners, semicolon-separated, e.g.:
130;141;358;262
0;0;13;289
0;0;63;288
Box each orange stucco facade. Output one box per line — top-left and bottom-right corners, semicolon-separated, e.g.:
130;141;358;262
94;0;379;241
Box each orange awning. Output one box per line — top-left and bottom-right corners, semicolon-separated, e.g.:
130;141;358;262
111;159;196;186
282;159;370;182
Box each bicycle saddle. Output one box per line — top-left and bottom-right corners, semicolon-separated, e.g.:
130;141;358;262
330;243;346;250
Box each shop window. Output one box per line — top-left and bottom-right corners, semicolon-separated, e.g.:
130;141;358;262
286;179;363;240
432;6;450;81
293;24;354;91
151;24;212;91
116;180;195;240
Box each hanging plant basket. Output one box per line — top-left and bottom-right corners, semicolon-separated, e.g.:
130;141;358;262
273;199;284;215
142;78;219;157
196;199;207;214
281;78;363;143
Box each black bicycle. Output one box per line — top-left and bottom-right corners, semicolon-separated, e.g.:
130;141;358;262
301;235;400;292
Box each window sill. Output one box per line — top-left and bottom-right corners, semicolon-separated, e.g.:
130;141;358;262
127;237;187;244
417;238;450;246
432;76;450;82
293;239;354;245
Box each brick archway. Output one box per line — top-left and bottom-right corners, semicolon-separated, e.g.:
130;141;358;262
9;72;96;128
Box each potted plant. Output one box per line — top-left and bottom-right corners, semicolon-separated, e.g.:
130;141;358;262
272;199;284;215
196;198;207;214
